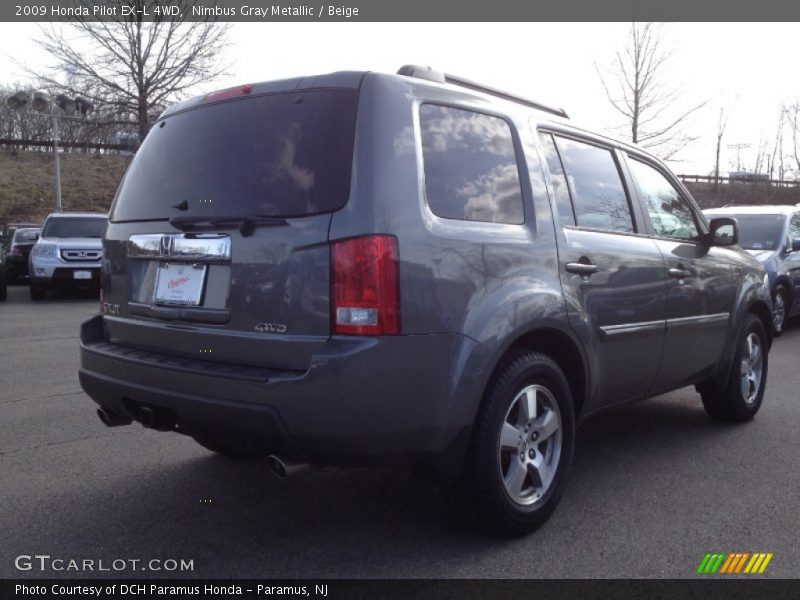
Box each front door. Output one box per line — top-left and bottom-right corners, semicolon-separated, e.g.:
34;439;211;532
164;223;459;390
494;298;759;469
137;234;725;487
626;157;736;391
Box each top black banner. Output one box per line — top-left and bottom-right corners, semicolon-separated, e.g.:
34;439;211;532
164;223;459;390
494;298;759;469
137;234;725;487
3;0;800;22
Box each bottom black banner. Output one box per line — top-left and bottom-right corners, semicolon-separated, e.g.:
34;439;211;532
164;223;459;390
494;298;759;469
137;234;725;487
1;579;798;600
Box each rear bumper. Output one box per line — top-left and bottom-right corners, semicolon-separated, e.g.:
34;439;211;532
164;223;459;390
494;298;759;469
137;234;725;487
5;256;28;276
79;315;479;465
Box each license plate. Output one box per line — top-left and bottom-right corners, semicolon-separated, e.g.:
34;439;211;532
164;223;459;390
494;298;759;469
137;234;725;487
153;263;207;306
73;270;92;280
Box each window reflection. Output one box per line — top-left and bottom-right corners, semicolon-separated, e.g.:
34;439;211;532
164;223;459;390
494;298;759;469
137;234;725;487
420;105;524;224
628;159;699;241
554;137;633;233
539;133;575;226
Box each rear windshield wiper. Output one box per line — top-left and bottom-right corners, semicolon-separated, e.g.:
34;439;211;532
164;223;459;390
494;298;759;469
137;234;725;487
168;215;289;237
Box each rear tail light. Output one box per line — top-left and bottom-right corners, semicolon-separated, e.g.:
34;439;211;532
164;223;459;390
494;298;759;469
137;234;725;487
10;246;22;256
332;235;399;335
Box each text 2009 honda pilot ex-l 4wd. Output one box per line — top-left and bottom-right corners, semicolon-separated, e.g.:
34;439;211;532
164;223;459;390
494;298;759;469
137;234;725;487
80;66;773;535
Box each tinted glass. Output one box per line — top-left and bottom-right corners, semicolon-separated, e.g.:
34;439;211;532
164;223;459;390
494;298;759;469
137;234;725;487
42;218;106;238
13;229;40;242
111;90;359;222
420;105;524;224
539;133;575;226
724;214;785;250
554;137;633;233
789;214;800;242
628;159;699;241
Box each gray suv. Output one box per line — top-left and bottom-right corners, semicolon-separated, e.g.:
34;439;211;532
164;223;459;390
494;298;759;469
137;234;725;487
80;66;773;535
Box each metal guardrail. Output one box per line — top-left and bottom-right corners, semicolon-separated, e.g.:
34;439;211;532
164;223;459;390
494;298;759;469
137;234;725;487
678;174;800;187
0;138;136;152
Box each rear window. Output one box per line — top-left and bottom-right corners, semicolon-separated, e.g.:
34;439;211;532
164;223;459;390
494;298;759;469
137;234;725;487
110;89;359;222
42;218;106;238
13;229;40;242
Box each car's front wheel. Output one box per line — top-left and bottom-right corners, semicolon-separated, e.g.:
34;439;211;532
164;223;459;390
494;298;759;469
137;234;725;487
451;351;575;536
699;313;768;422
772;285;788;336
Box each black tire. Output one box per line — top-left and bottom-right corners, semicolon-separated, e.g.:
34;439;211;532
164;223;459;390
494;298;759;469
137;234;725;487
700;314;768;423
772;285;788;337
0;267;7;302
450;351;576;536
191;429;266;458
29;284;46;301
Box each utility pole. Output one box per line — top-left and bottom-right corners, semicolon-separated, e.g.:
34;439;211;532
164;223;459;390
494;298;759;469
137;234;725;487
5;90;93;213
727;143;751;172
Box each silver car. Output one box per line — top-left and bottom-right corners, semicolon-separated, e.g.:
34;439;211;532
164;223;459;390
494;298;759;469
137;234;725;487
29;212;107;300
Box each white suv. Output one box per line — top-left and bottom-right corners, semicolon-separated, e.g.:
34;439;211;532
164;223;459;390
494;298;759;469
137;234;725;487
29;212;107;300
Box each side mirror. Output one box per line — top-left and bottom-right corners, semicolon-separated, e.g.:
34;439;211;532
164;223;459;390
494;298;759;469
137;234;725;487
792;238;800;252
708;217;738;246
33;232;40;240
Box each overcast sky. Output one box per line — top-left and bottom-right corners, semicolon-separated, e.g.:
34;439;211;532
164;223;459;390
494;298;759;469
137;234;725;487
2;22;800;174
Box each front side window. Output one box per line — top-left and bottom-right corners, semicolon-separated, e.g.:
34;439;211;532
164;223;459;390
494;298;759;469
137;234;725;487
419;104;524;224
553;136;634;233
628;158;699;241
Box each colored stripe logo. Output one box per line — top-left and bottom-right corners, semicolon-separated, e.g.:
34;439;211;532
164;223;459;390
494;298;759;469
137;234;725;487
697;552;773;574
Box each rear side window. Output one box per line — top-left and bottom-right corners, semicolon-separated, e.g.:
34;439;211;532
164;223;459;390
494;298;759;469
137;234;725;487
42;218;106;238
553;136;634;233
111;90;359;222
538;133;575;226
419;104;524;224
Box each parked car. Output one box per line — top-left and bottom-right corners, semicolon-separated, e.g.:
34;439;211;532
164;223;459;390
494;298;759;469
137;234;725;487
79;66;773;535
704;205;800;335
5;227;41;282
1;222;39;248
0;245;6;302
29;213;106;300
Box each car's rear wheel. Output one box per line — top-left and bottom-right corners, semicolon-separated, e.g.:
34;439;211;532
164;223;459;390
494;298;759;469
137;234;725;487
700;313;768;422
191;428;266;458
29;284;46;301
0;267;7;302
772;285;788;336
451;351;575;536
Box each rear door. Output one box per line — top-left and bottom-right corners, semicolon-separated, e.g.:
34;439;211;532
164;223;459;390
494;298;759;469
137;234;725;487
624;155;736;390
540;132;667;407
102;86;360;372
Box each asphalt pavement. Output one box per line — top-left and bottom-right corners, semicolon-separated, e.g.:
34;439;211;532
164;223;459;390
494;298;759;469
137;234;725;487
2;282;799;578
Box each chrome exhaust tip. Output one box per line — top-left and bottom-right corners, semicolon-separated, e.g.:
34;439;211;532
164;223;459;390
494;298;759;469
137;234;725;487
267;454;310;479
97;408;132;427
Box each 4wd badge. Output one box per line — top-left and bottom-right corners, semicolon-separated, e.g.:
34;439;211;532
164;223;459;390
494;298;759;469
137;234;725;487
255;323;287;334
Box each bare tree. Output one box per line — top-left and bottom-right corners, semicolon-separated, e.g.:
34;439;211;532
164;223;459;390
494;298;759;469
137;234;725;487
713;107;729;191
26;0;229;142
596;22;707;159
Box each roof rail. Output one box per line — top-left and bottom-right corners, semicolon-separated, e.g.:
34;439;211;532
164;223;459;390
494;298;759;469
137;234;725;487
397;65;569;119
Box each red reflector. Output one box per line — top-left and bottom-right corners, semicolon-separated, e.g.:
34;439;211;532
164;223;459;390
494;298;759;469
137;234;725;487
332;235;399;335
203;84;253;104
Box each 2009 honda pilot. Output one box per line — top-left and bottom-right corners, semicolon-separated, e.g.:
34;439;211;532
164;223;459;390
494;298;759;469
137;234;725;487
80;66;773;535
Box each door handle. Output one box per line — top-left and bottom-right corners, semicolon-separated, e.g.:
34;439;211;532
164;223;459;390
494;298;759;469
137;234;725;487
566;262;599;276
668;267;691;279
